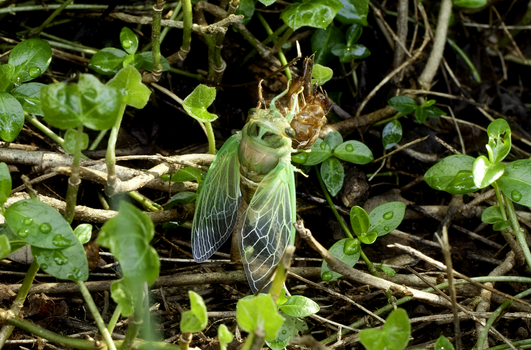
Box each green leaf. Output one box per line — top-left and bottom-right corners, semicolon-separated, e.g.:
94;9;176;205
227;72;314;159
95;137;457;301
42;74;123;130
8;38;52;83
487;118;511;164
32;241;89;281
236;294;285;341
493;220;511;231
258;0;276;5
11;83;45;116
97;201;159;286
181;291;208;333
382;120;402;150
74;223;92;244
218;324;234;350
346;24;363;45
321;157;344;196
0;224;26;255
311;26;345;66
424;155;478;194
350;206;370;235
236;0;255;25
0;162;12;206
321;238;361;281
497;159;531;207
368;202;405;236
292;139;332;166
312;64;333;85
183;84;218;122
0;234;11;260
473;156;505;189
453;0;486;8
138;52;171;72
88;48;128;75
281;0;343;31
414;106;428;123
171;167;203;182
481;205;505;224
107;66;151;109
62;129;89;154
425;105;445;118
378;265;396;276
359;308;411;350
120;27;139;55
164;192;197;209
332;43;371;63
334;140;374;164
324;131;343;150
0;92;24;142
280;296;320;317
122;54;144;69
336;0;369;26
343;237;361;255
5;199;76;249
434;336;455;350
0;64;15;92
388;96;416;114
266;313;308;350
111;279;135;316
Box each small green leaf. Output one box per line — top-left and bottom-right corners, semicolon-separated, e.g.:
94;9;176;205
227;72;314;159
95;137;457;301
321;157;344;196
378;265;396;276
32;242;89;281
281;0;343;31
5;199;76;249
388;96;416;114
434;336;455;350
382;120;402;150
332;43;371;63
321;238;361;281
258;0;276;5
481;205;505;224
42;74;123;130
122;54;144;69
8;38;52;83
311;26;345;66
0;64;15;92
424;155;478;194
368;202;405;236
0;162;12;206
164;192;197;209
425;105;445;118
414;106;428;123
236;294;284;341
350;206;370;236
88;48;128;75
473;156;505;189
343;238;361;255
324;131;343;150
235;0;255;25
311;64;333;85
0;234;11;260
218;324;234;350
359;308;411;350
334;140;374;164
266;313;308;350
62;129;89;154
336;0;369;26
171;167;203;182
181;291;208;333
138;52;171;72
493;220;511;231
120;27;139;55
74;223;92;244
453;0;486;8
487;119;511;164
183;84;218;122
0;92;24;142
11;83;45;116
107;66;151;109
497;159;531;206
292;139;332;166
111;279;135;316
279;296;320;317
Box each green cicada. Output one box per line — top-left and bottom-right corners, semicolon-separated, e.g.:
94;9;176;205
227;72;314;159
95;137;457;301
192;85;300;292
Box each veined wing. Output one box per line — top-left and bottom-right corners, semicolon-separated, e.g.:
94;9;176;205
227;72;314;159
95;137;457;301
192;134;241;263
240;159;296;292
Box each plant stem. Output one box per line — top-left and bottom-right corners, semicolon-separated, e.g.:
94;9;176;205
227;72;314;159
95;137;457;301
168;67;202;80
106;103;127;196
64;125;84;223
0;260;39;347
25;113;65;145
107;305;122;334
0;3;179;14
128;191;163;212
36;31;99;54
256;13;292;79
31;0;74;35
446;37;481;83
205;122;216;154
178;0;192;61
89;129;108;151
76;280;117;350
241;23;289;66
179;332;193;350
503;191;531;269
120;298;144;350
143;0;165;83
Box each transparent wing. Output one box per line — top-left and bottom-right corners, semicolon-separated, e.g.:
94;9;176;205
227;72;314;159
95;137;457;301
240;160;296;292
192;134;241;263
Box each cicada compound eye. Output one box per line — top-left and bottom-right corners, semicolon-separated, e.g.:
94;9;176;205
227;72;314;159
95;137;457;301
285;127;296;138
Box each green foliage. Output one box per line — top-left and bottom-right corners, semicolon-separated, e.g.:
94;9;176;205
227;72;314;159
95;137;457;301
181;291;208;333
497;160;531;207
278;295;320;317
0;92;25;142
334;140;374;164
321;157;344;196
120;27;139;55
10;83;45;116
236;294;284;341
321;238;361;281
266;313;308;350
424;155;478;194
165;192;197;209
281;0;343;31
236;0;255;25
107;66;152;109
369;202;406;236
336;0;370;26
332;24;370;63
435;335;455;350
0;234;10;260
453;0;486;8
311;64;333;85
382;120;402;150
487;118;511;164
472;156;505;189
62;129;89;154
218;324;234;350
89;48;128;75
166;167;203;183
183;84;218;122
0;162;12;207
0;65;15;92
311;26;345;65
8;38;52;83
32;241;89;281
359;308;411;350
41;74;123;130
388;96;445;123
74;223;92;244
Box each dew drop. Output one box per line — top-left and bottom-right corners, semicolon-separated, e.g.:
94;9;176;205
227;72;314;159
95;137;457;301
511;190;522;202
345;144;354;152
52;234;72;248
384;226;390;231
53;250;69;265
70;267;83;280
281;330;287;335
320;142;327;150
321;271;333;281
17;228;29;238
122;40;133;48
40;263;48;270
29;67;41;78
39;223;52;234
24;218;33;225
343;238;360;255
383;211;394;220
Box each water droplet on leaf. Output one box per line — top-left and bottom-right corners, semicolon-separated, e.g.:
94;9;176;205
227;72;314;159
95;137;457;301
384;226;390;231
320;142;327;150
39;223;52;234
24;218;33;225
281;330;287;335
345;144;354;152
53;250;69;265
122;40;133;48
52;234;72;248
17;228;29;238
343;238;360;255
40;263;48;269
511;190;522;202
321;271;333;281
69;267;83;280
29;67;41;78
383;211;394;220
